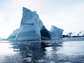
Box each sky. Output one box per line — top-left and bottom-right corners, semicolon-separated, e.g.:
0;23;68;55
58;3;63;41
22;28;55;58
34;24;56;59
0;0;84;39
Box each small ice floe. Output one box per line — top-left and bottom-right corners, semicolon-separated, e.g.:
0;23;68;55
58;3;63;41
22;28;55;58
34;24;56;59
49;61;55;63
61;62;72;63
23;57;32;62
37;59;48;63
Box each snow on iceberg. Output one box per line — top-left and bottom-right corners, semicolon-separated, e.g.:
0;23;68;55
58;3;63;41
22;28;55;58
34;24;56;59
7;7;64;41
50;25;64;40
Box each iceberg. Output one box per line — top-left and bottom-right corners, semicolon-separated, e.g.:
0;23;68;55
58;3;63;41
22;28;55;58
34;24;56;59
7;7;64;41
50;25;64;40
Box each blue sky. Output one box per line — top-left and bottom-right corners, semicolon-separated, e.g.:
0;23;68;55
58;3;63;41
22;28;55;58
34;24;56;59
0;0;84;38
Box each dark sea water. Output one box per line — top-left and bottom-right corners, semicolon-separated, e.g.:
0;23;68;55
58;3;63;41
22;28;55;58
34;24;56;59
0;37;84;63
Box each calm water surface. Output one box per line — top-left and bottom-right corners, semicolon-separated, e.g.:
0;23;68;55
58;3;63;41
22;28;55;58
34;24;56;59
0;38;84;63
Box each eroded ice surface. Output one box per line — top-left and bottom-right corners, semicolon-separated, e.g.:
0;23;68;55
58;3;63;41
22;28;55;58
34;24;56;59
67;32;77;36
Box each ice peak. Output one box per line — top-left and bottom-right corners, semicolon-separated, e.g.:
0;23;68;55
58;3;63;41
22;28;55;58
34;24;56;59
23;7;31;13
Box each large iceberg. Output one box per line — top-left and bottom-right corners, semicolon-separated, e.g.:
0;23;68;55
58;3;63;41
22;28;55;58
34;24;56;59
50;25;64;40
7;7;64;41
15;7;43;41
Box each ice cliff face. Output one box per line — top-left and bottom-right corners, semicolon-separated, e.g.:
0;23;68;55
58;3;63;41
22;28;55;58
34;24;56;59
7;7;64;41
21;7;43;30
50;25;64;40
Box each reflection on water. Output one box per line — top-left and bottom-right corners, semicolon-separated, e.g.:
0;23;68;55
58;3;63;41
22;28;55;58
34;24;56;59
0;40;84;63
57;41;84;55
0;43;17;55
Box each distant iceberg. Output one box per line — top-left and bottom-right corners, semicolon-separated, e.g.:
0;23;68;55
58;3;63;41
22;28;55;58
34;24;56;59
67;32;77;36
7;7;64;41
77;30;84;36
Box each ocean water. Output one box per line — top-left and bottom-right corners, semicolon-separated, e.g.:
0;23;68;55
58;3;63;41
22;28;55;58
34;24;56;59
0;37;84;63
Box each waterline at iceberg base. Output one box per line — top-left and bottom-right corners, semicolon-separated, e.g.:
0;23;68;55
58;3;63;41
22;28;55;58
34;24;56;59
7;7;64;41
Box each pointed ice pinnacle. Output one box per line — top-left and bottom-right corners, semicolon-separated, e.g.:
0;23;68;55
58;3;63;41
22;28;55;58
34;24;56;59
15;7;43;41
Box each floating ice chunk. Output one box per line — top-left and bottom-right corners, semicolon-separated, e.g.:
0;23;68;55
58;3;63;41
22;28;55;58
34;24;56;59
61;62;73;63
24;57;32;62
49;61;55;63
37;59;48;63
27;53;32;57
